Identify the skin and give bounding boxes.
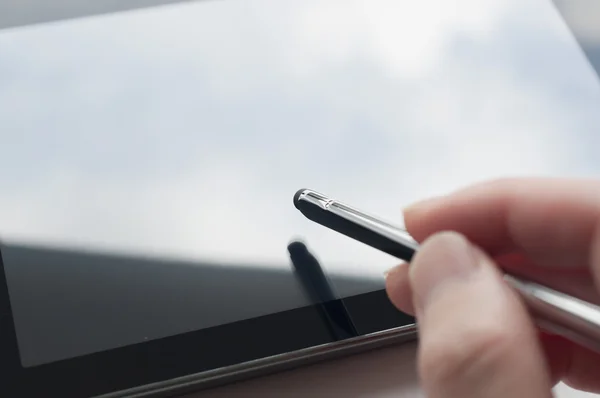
[384,178,600,397]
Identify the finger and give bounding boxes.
[404,177,600,267]
[541,332,600,393]
[403,178,600,286]
[411,232,552,398]
[563,343,600,392]
[386,259,600,392]
[539,331,574,387]
[494,252,599,304]
[384,263,415,315]
[383,258,598,318]
[385,237,600,392]
[385,241,599,315]
[384,254,597,315]
[385,237,598,316]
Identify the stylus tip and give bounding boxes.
[287,240,308,255]
[293,189,307,209]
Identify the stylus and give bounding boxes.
[293,188,600,352]
[288,241,359,340]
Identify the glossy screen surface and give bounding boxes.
[1,0,600,368]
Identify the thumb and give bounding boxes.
[410,232,553,398]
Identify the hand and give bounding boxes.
[385,178,600,398]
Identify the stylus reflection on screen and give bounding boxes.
[288,241,358,340]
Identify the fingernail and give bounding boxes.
[404,196,444,215]
[384,263,406,281]
[383,265,399,279]
[410,231,480,310]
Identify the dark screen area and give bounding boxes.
[1,242,386,367]
[0,242,413,398]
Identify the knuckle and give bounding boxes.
[418,325,517,388]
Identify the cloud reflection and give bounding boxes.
[0,0,599,277]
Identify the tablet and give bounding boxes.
[1,0,600,396]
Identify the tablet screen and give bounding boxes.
[1,0,600,373]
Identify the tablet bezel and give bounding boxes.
[0,248,415,398]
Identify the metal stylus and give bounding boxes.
[293,188,600,352]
